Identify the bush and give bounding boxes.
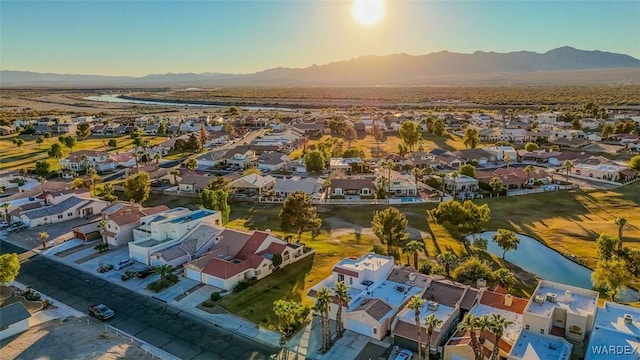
[166,273,178,282]
[245,277,258,286]
[210,292,221,302]
[233,281,248,293]
[202,300,214,307]
[419,262,433,275]
[94,243,108,253]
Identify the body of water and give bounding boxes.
[84,94,295,112]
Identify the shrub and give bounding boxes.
[246,277,258,286]
[166,273,178,282]
[202,300,214,307]
[419,261,433,275]
[210,292,221,302]
[233,281,248,293]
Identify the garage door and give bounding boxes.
[347,319,371,337]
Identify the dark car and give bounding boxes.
[135,267,154,279]
[88,304,115,321]
[96,264,114,273]
[121,270,136,281]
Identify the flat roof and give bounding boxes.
[350,280,422,312]
[526,284,597,318]
[470,303,523,344]
[585,302,640,360]
[509,330,571,360]
[397,298,455,330]
[167,209,216,224]
[336,253,392,273]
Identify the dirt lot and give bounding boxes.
[0,317,155,360]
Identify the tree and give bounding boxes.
[271,254,283,268]
[124,172,151,204]
[371,123,384,155]
[63,135,77,152]
[87,167,99,196]
[524,165,534,187]
[459,164,476,178]
[399,121,421,151]
[0,253,20,285]
[458,314,482,360]
[333,281,351,338]
[199,124,208,148]
[432,118,446,136]
[492,229,520,259]
[100,182,118,203]
[34,160,51,178]
[432,200,490,236]
[154,264,173,282]
[279,191,322,243]
[200,189,231,224]
[424,313,443,357]
[304,150,325,173]
[601,124,614,139]
[97,219,108,244]
[452,257,493,284]
[344,126,357,148]
[48,143,64,159]
[207,176,231,192]
[492,268,516,289]
[407,295,426,360]
[463,127,480,149]
[242,167,261,176]
[489,177,504,197]
[186,158,198,171]
[371,207,408,257]
[12,138,25,147]
[630,155,640,171]
[39,231,50,249]
[0,203,11,226]
[595,233,619,261]
[71,178,86,189]
[403,240,424,270]
[38,176,47,195]
[314,287,332,354]
[436,251,457,277]
[381,159,395,196]
[158,122,167,136]
[592,259,631,301]
[524,142,539,152]
[562,160,574,181]
[615,217,627,251]
[273,299,310,336]
[503,154,512,168]
[343,148,365,159]
[35,136,44,148]
[76,122,91,139]
[488,314,514,360]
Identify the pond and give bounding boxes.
[470,231,638,301]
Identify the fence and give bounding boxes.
[103,324,181,360]
[257,197,442,205]
[507,184,578,197]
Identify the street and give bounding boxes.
[0,240,278,360]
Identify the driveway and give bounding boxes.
[7,217,99,249]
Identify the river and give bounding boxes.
[84,94,296,112]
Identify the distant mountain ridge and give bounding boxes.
[2,47,639,87]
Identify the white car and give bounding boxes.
[395,349,414,360]
[113,259,134,271]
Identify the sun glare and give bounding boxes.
[351,0,385,27]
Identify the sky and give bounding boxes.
[1,1,639,76]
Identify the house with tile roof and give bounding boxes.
[221,146,257,169]
[256,152,289,172]
[59,150,117,172]
[184,229,305,290]
[444,289,529,360]
[230,173,276,195]
[19,196,108,228]
[330,178,375,198]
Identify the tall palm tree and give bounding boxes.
[503,154,512,168]
[87,167,98,196]
[97,219,108,244]
[0,203,11,225]
[314,286,332,354]
[39,231,49,249]
[436,251,457,277]
[382,160,396,197]
[488,314,514,360]
[186,158,198,171]
[154,264,173,282]
[154,153,161,165]
[81,154,88,172]
[333,281,351,338]
[562,160,574,182]
[450,171,459,199]
[476,315,491,347]
[38,176,47,196]
[424,313,443,357]
[489,177,504,198]
[407,295,426,360]
[403,240,424,270]
[170,169,180,185]
[458,314,482,360]
[524,165,534,188]
[615,217,627,251]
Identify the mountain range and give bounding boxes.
[2,47,639,87]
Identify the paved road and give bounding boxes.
[1,240,278,360]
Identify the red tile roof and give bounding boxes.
[202,257,250,279]
[235,231,270,260]
[142,205,170,216]
[479,290,529,314]
[333,267,360,278]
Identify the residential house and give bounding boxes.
[184,229,305,290]
[392,279,479,355]
[444,174,479,198]
[51,122,77,135]
[330,178,375,198]
[380,170,417,197]
[178,174,213,193]
[406,152,439,169]
[59,150,117,172]
[584,302,640,360]
[100,204,169,246]
[109,153,137,168]
[444,288,529,360]
[508,331,572,360]
[273,177,325,199]
[0,125,17,135]
[329,157,363,174]
[222,146,257,169]
[455,149,495,166]
[580,118,600,130]
[128,208,222,265]
[230,173,276,195]
[536,113,559,125]
[20,196,108,228]
[256,152,289,172]
[195,150,226,169]
[572,156,629,182]
[476,167,551,189]
[435,152,465,169]
[0,303,31,341]
[483,146,518,162]
[519,150,564,166]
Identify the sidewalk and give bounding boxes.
[9,280,87,327]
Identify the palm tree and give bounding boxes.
[38,176,47,196]
[436,251,457,277]
[458,314,482,360]
[170,169,180,185]
[403,240,424,270]
[87,167,98,196]
[450,171,459,199]
[1,203,11,225]
[424,313,443,357]
[154,264,173,282]
[615,217,627,251]
[503,154,512,168]
[154,153,161,165]
[407,295,426,360]
[476,315,491,347]
[97,219,108,244]
[314,286,332,354]
[333,281,351,338]
[489,177,504,198]
[81,154,89,172]
[524,165,534,188]
[488,314,514,360]
[39,231,49,249]
[186,158,198,171]
[382,160,395,197]
[562,160,574,182]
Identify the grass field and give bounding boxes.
[0,134,167,172]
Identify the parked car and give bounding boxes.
[121,270,136,281]
[96,264,114,273]
[7,223,26,232]
[394,349,414,360]
[0,221,9,229]
[135,267,154,279]
[113,259,134,271]
[88,304,115,321]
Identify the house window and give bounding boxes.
[283,251,290,262]
[525,325,529,330]
[540,329,544,334]
[58,215,63,219]
[338,274,344,282]
[255,270,261,276]
[67,212,73,216]
[568,325,582,335]
[373,328,377,335]
[349,278,353,285]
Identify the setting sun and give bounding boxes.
[351,0,385,26]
